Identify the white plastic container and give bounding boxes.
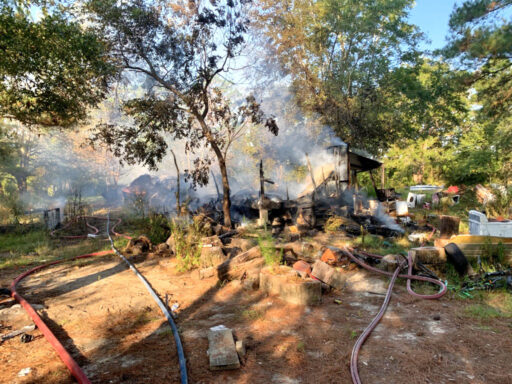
[469,210,512,238]
[407,193,427,208]
[407,192,417,208]
[396,201,408,216]
[368,199,379,215]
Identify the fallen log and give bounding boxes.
[217,258,265,281]
[216,246,263,281]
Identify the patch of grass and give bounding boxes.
[237,308,265,321]
[350,330,358,339]
[296,340,305,353]
[132,308,160,327]
[463,291,512,320]
[257,232,282,267]
[0,234,111,270]
[464,304,510,320]
[0,229,49,255]
[349,234,409,256]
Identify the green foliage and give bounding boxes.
[257,232,282,267]
[445,0,512,66]
[349,234,410,256]
[0,175,24,223]
[481,238,507,268]
[486,187,512,218]
[257,0,468,152]
[324,216,345,233]
[171,219,204,272]
[0,2,118,127]
[147,213,171,245]
[126,192,148,219]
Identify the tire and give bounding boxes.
[444,243,469,275]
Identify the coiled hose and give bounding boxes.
[11,215,188,384]
[342,247,447,384]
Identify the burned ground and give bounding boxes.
[1,239,511,384]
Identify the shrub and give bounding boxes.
[171,218,204,272]
[147,213,171,244]
[257,232,282,267]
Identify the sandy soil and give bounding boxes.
[1,250,512,384]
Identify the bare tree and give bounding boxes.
[87,0,277,227]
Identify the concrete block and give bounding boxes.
[311,260,347,290]
[208,327,240,370]
[199,267,216,280]
[377,254,401,272]
[235,340,246,358]
[200,246,228,267]
[260,266,322,305]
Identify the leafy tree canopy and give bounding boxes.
[85,0,278,227]
[256,0,426,152]
[0,0,118,127]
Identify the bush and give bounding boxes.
[171,218,205,272]
[325,216,344,232]
[147,213,171,244]
[257,232,282,267]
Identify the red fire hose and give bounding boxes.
[11,216,129,383]
[11,216,188,384]
[10,250,114,384]
[343,247,447,384]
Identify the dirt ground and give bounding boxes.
[1,246,512,384]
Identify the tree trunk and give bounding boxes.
[170,149,180,215]
[198,118,232,227]
[15,174,27,193]
[218,156,232,228]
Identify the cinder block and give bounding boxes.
[260,266,322,305]
[208,328,240,370]
[311,260,347,290]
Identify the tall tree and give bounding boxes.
[444,0,512,185]
[0,1,118,127]
[255,0,421,152]
[87,0,277,227]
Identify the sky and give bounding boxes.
[409,0,460,51]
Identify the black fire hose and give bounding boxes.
[107,214,188,384]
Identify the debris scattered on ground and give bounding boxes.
[0,324,35,343]
[20,333,33,343]
[17,368,31,377]
[124,235,152,255]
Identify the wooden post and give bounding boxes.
[259,159,265,198]
[346,143,351,188]
[305,153,317,201]
[380,165,385,188]
[369,169,378,194]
